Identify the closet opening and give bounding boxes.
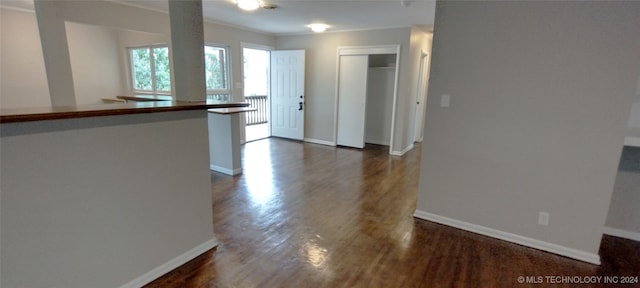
[365,54,396,146]
[334,45,400,154]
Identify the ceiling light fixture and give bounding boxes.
[308,23,329,33]
[237,0,260,11]
[261,3,278,10]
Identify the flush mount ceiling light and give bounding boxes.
[237,0,278,11]
[237,0,260,11]
[308,23,329,33]
[261,3,278,10]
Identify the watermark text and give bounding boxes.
[517,275,639,285]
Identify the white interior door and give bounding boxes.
[413,52,429,142]
[336,55,369,148]
[270,50,305,140]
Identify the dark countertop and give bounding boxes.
[208,107,257,114]
[116,95,173,102]
[1,100,250,123]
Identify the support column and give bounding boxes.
[33,0,76,106]
[168,0,206,102]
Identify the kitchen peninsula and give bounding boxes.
[0,101,246,287]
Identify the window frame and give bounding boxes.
[204,44,232,102]
[127,44,172,95]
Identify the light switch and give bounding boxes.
[440,94,450,107]
[538,212,550,226]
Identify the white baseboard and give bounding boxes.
[603,226,640,242]
[304,138,336,146]
[210,164,242,176]
[119,238,218,288]
[413,210,601,265]
[390,143,414,156]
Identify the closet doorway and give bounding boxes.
[334,45,400,154]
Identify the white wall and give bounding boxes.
[276,28,415,152]
[52,1,171,36]
[117,29,170,48]
[33,0,77,106]
[0,8,51,109]
[628,75,640,129]
[365,68,395,145]
[66,22,126,105]
[1,111,215,288]
[416,1,640,264]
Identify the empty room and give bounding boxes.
[1,0,639,287]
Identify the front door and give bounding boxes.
[270,50,305,140]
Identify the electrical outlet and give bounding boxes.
[440,94,450,107]
[538,212,550,226]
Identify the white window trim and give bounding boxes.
[127,44,172,95]
[204,43,231,99]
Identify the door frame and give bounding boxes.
[413,49,430,142]
[333,45,401,154]
[240,42,274,144]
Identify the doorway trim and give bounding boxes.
[240,42,274,144]
[333,45,401,154]
[413,49,430,142]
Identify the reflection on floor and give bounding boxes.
[146,138,640,287]
[245,123,269,142]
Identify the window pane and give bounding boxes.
[153,47,171,92]
[131,48,152,91]
[205,46,227,90]
[242,48,269,96]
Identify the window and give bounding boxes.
[128,45,230,99]
[129,45,171,94]
[205,45,230,102]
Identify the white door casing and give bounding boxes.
[270,50,305,140]
[334,45,400,153]
[413,51,429,142]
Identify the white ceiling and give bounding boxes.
[120,0,436,35]
[0,0,436,35]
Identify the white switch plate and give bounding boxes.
[440,94,450,107]
[538,212,550,226]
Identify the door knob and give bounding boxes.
[298,102,303,111]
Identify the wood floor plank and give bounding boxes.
[145,138,640,288]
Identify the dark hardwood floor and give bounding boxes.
[145,138,639,287]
